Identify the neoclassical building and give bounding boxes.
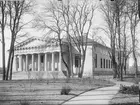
[13,36,114,78]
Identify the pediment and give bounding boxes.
[21,39,47,48]
[15,37,59,49]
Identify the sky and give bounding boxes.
[0,0,139,67]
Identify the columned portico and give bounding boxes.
[13,37,69,79]
[15,52,62,72]
[38,53,41,71]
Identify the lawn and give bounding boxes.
[110,93,138,105]
[110,75,140,105]
[0,78,114,105]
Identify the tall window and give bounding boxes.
[100,58,102,68]
[95,54,97,68]
[75,56,81,67]
[104,59,105,68]
[106,60,108,68]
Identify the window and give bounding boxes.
[75,56,80,67]
[100,58,102,68]
[104,59,105,68]
[95,54,97,68]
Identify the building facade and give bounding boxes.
[13,36,113,78]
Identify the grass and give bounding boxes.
[110,75,140,105]
[0,78,114,105]
[110,93,139,105]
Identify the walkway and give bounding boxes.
[62,78,134,105]
[63,85,120,105]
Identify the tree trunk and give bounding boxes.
[6,48,12,80]
[6,37,15,80]
[2,30,6,80]
[78,52,86,78]
[58,35,70,78]
[124,58,127,75]
[9,51,14,80]
[68,42,73,77]
[1,1,6,80]
[92,43,95,78]
[133,50,138,78]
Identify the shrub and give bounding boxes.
[61,85,71,95]
[119,85,139,95]
[35,71,44,80]
[65,77,70,83]
[20,100,30,105]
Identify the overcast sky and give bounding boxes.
[0,0,139,67]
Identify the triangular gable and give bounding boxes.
[15,37,49,49]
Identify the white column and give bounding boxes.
[26,55,28,71]
[19,55,23,71]
[59,52,62,71]
[32,54,34,71]
[38,53,41,71]
[44,53,47,71]
[52,52,54,71]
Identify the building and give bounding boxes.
[13,36,113,78]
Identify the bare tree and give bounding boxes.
[0,1,7,80]
[6,0,34,80]
[125,0,140,77]
[33,0,72,77]
[70,0,96,78]
[100,0,132,80]
[61,0,73,77]
[100,0,118,78]
[121,11,133,75]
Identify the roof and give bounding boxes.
[62,36,111,50]
[14,36,111,50]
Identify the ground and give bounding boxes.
[110,93,138,105]
[0,78,114,105]
[109,75,140,105]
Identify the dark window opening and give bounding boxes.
[106,60,108,68]
[101,58,102,68]
[104,59,105,68]
[41,55,44,63]
[95,54,97,68]
[75,56,81,67]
